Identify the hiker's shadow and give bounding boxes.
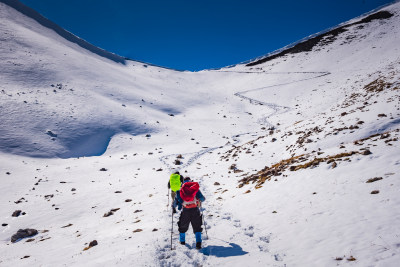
[201,242,248,257]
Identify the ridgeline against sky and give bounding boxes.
[19,0,394,71]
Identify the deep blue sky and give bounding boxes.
[19,0,394,71]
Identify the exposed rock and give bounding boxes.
[214,182,220,185]
[133,229,143,233]
[104,208,120,217]
[152,228,158,232]
[371,190,380,194]
[103,211,113,217]
[14,198,25,204]
[12,210,22,217]
[11,229,38,243]
[347,256,357,261]
[125,199,132,202]
[83,240,98,251]
[2,223,8,227]
[229,164,237,170]
[366,177,383,183]
[99,168,108,171]
[362,150,372,155]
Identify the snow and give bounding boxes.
[1,0,400,266]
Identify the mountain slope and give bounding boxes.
[0,0,399,266]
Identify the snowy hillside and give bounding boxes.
[1,0,400,266]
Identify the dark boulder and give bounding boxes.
[12,210,22,217]
[11,229,38,243]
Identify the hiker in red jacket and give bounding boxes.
[174,177,206,249]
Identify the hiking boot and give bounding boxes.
[180,241,185,245]
[172,207,177,214]
[196,242,202,249]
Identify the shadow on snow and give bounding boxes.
[201,243,248,258]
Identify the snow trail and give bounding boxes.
[156,71,331,265]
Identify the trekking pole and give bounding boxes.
[170,209,174,250]
[167,188,170,209]
[200,202,208,239]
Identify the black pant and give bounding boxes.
[177,207,203,233]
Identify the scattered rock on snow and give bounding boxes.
[366,177,383,183]
[99,168,108,171]
[14,198,25,204]
[370,190,380,194]
[214,182,220,185]
[83,240,98,251]
[362,150,372,155]
[133,229,142,233]
[347,256,357,261]
[104,208,120,217]
[12,210,22,217]
[11,229,38,243]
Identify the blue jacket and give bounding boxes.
[174,189,205,210]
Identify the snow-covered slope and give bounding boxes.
[1,0,399,266]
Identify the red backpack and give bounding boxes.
[180,182,200,209]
